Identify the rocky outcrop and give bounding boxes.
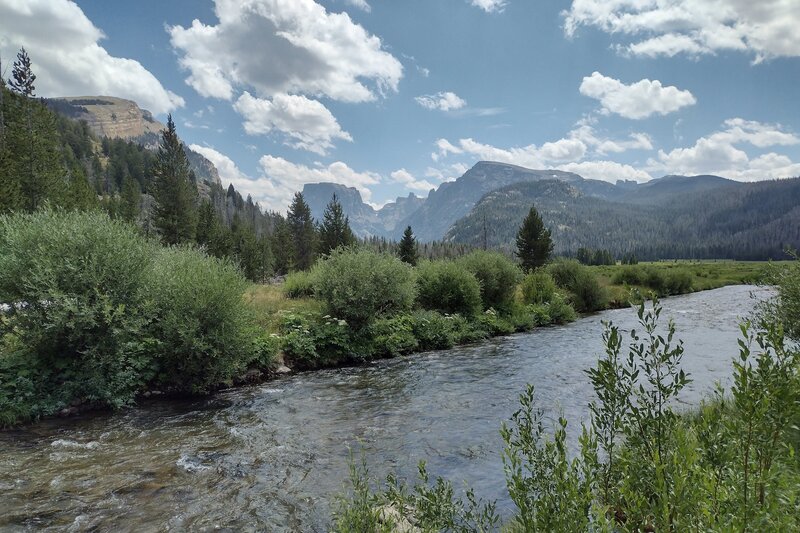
[48,96,164,142]
[47,96,222,193]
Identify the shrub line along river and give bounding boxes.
[0,285,769,532]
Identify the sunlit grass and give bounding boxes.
[244,284,323,332]
[592,260,775,308]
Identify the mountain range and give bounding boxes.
[45,95,800,260]
[305,161,800,260]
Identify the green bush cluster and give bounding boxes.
[315,247,416,329]
[416,260,482,316]
[283,269,319,299]
[142,247,255,393]
[520,270,557,305]
[274,250,582,370]
[280,312,356,369]
[612,264,695,295]
[548,259,607,312]
[457,251,522,312]
[0,210,265,425]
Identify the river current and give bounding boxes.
[0,285,769,532]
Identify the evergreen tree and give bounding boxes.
[5,49,63,211]
[152,115,197,245]
[286,192,317,271]
[398,226,419,266]
[8,47,35,96]
[119,175,141,222]
[516,206,553,272]
[196,199,218,247]
[318,193,356,255]
[271,217,293,275]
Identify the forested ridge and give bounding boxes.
[446,177,800,260]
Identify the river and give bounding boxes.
[0,285,769,532]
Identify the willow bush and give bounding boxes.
[333,297,800,531]
[314,247,416,329]
[142,246,256,393]
[0,210,156,422]
[0,210,262,424]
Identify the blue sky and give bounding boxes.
[1,0,799,211]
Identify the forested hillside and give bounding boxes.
[0,60,282,280]
[445,177,800,260]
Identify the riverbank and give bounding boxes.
[245,259,770,372]
[333,284,799,531]
[0,285,775,531]
[0,221,773,428]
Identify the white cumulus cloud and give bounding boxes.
[470,0,507,13]
[390,169,436,192]
[579,72,696,119]
[233,92,352,155]
[168,0,402,102]
[563,0,800,62]
[557,160,651,183]
[344,0,371,12]
[0,0,183,114]
[650,118,800,180]
[259,155,381,211]
[187,146,384,212]
[415,92,468,112]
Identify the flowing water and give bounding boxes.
[0,286,769,532]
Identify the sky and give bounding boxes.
[1,0,799,212]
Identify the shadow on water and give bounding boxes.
[0,285,771,532]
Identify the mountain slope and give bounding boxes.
[46,96,222,193]
[302,182,423,237]
[446,177,800,260]
[394,161,598,241]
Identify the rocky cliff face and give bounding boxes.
[47,96,222,192]
[48,96,164,142]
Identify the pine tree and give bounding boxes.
[398,225,419,266]
[152,115,197,245]
[271,217,293,275]
[516,206,553,272]
[119,175,141,222]
[318,193,356,255]
[5,49,63,211]
[8,47,35,96]
[286,192,317,271]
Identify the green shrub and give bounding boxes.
[613,265,693,296]
[643,267,667,294]
[521,271,557,305]
[370,315,419,358]
[279,312,358,369]
[0,210,156,421]
[315,248,416,329]
[528,304,552,327]
[416,260,482,316]
[458,251,522,312]
[612,265,645,286]
[410,311,456,351]
[283,269,318,299]
[546,294,578,324]
[251,333,281,369]
[664,268,693,295]
[449,314,489,344]
[280,313,319,367]
[763,255,800,339]
[548,259,607,312]
[476,309,516,336]
[142,247,255,393]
